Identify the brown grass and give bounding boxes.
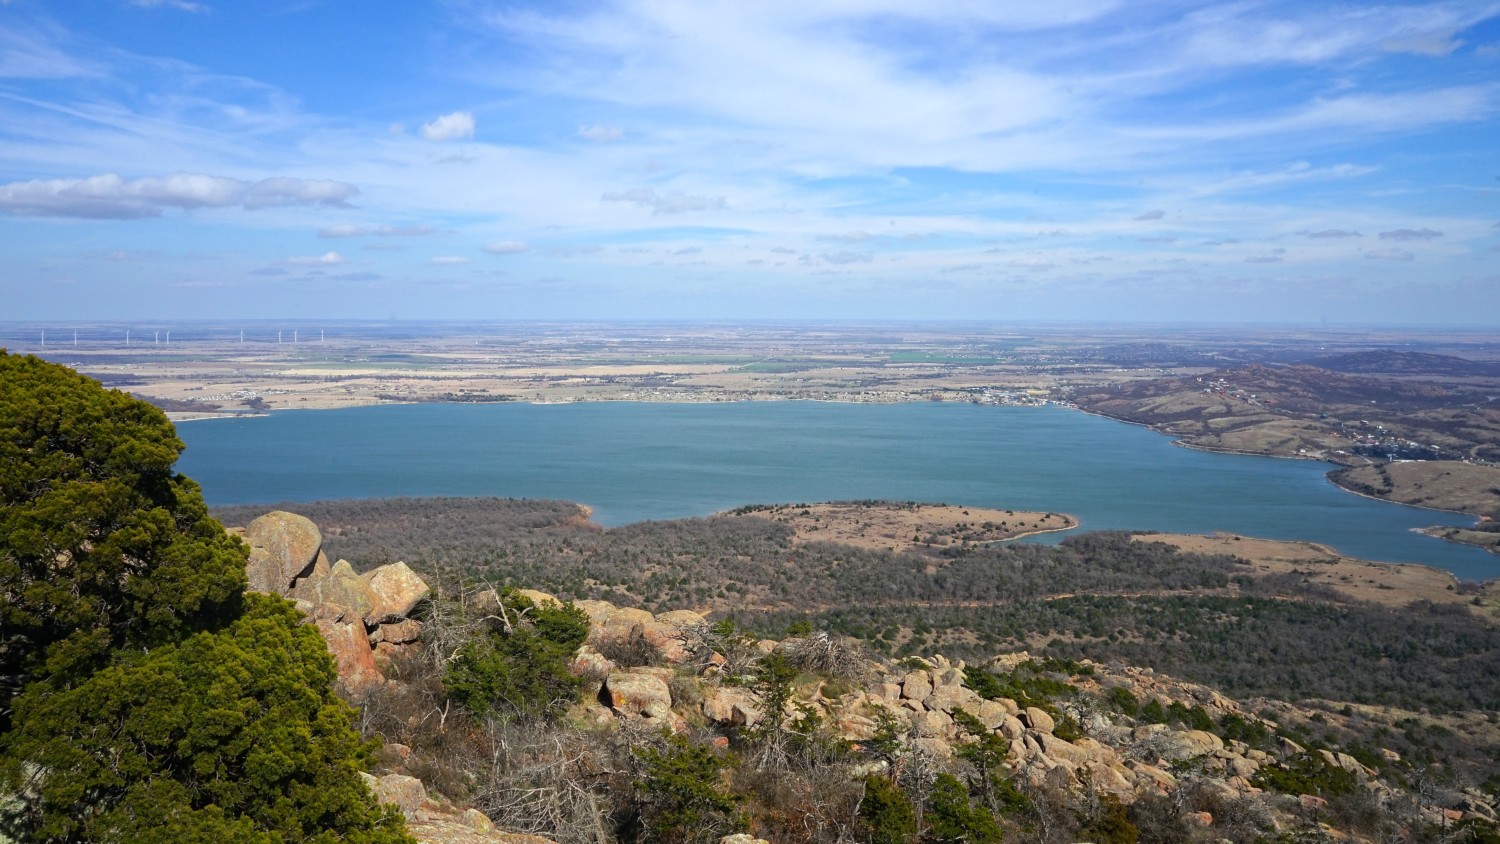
[738,501,1076,553]
[1136,532,1469,610]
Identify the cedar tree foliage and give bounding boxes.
[0,352,411,843]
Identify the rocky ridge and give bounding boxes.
[242,512,1499,843]
[239,512,546,843]
[558,595,1497,836]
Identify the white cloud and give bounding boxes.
[1382,30,1464,57]
[131,0,208,11]
[1134,209,1165,220]
[0,26,98,79]
[242,177,358,209]
[318,223,366,238]
[578,123,625,142]
[0,172,356,219]
[318,223,434,238]
[286,251,347,266]
[602,187,728,214]
[1300,229,1362,238]
[823,230,874,242]
[818,250,872,264]
[430,256,470,265]
[483,240,530,254]
[421,111,476,142]
[375,225,434,237]
[1378,227,1443,241]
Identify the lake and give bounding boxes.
[176,401,1499,580]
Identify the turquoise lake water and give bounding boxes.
[175,401,1499,581]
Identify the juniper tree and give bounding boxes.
[0,352,411,842]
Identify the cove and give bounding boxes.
[176,401,1499,581]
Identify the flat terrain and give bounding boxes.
[1136,532,1477,609]
[1329,461,1500,515]
[732,502,1076,553]
[11,320,1500,523]
[1072,359,1500,463]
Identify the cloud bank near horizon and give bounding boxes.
[1,1,1498,323]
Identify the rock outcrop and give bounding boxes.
[230,516,1499,844]
[238,510,430,702]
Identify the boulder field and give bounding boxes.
[235,512,1500,843]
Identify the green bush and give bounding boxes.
[1106,686,1140,716]
[0,352,410,843]
[923,773,1002,844]
[442,589,590,721]
[5,596,410,842]
[634,734,743,843]
[1251,753,1360,797]
[858,775,917,844]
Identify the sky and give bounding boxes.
[1,1,1498,324]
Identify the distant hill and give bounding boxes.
[1301,349,1500,377]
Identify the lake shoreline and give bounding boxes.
[176,400,1499,578]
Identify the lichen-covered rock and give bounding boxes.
[914,709,951,738]
[515,588,561,608]
[460,809,494,832]
[372,773,427,820]
[1022,706,1055,734]
[243,511,322,595]
[1160,729,1224,760]
[1087,763,1135,798]
[702,686,763,728]
[362,561,431,623]
[600,671,673,720]
[374,618,424,645]
[296,559,376,620]
[901,670,933,701]
[999,714,1025,740]
[972,699,1011,730]
[571,646,616,679]
[924,683,983,714]
[316,615,385,702]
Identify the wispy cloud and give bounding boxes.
[286,251,347,266]
[0,173,356,219]
[1378,227,1443,241]
[578,123,624,142]
[421,111,475,142]
[1300,229,1362,238]
[130,0,208,11]
[602,187,728,214]
[483,240,530,254]
[318,224,434,238]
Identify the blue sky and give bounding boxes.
[1,0,1498,323]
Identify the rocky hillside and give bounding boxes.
[246,511,1500,844]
